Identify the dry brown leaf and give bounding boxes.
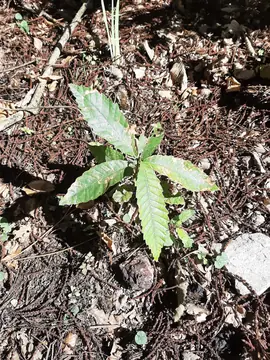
[62,332,77,355]
[170,59,188,94]
[98,231,114,252]
[39,74,63,81]
[2,244,22,268]
[47,80,58,92]
[23,179,55,195]
[77,200,95,209]
[226,76,241,93]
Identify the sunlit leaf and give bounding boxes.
[144,155,218,192]
[70,85,135,156]
[165,195,185,205]
[214,252,228,269]
[60,160,128,205]
[141,133,163,160]
[176,228,193,248]
[171,209,195,227]
[136,162,170,260]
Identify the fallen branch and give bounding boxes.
[0,0,91,132]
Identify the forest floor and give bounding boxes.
[0,0,269,359]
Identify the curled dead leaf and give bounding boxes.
[23,179,55,195]
[62,332,77,355]
[226,76,241,93]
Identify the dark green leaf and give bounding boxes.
[89,143,124,163]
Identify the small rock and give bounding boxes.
[186,303,210,323]
[199,158,211,170]
[254,144,266,154]
[109,65,123,80]
[225,233,270,295]
[234,68,256,81]
[158,90,172,99]
[252,211,265,227]
[133,67,146,79]
[199,87,212,98]
[119,253,154,291]
[182,351,200,360]
[265,179,270,190]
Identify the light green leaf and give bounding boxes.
[19,20,30,34]
[60,160,128,205]
[145,155,218,192]
[214,252,228,269]
[0,217,12,234]
[151,122,163,135]
[137,135,148,154]
[89,143,124,163]
[176,228,194,248]
[163,235,174,247]
[171,209,195,227]
[136,162,170,260]
[165,195,185,205]
[70,85,135,156]
[112,188,132,204]
[15,13,23,20]
[135,331,147,345]
[0,272,5,281]
[141,133,163,160]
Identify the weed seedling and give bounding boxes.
[60,85,218,260]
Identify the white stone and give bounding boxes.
[133,67,145,79]
[225,233,270,295]
[183,352,200,360]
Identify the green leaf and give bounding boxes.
[70,85,135,156]
[89,143,124,163]
[171,209,195,227]
[145,155,218,192]
[141,133,163,160]
[135,331,147,345]
[165,195,185,205]
[214,252,228,269]
[112,188,132,204]
[197,245,208,264]
[136,162,170,260]
[151,122,163,135]
[137,135,148,154]
[0,272,5,281]
[163,235,174,247]
[19,20,30,34]
[0,217,12,234]
[20,126,35,135]
[60,160,128,205]
[15,13,23,20]
[176,228,194,248]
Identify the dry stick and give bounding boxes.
[1,60,36,73]
[0,0,91,132]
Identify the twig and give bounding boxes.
[0,0,91,132]
[0,60,36,73]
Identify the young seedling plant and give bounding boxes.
[60,85,218,260]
